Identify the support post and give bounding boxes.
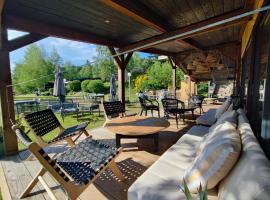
[108,47,133,109]
[169,57,177,98]
[0,25,18,155]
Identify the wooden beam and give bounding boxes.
[108,46,122,67]
[109,47,133,107]
[8,33,47,52]
[119,8,250,53]
[102,0,204,51]
[4,14,124,47]
[0,24,18,155]
[241,0,264,57]
[142,48,175,56]
[169,57,177,97]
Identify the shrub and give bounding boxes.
[88,80,105,93]
[134,74,148,92]
[81,80,90,92]
[48,88,54,95]
[103,82,110,94]
[68,80,81,92]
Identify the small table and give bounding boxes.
[105,116,170,151]
[178,106,197,121]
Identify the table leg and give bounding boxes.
[154,133,159,152]
[116,134,121,148]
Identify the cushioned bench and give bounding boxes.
[128,109,270,200]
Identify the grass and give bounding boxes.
[16,100,141,150]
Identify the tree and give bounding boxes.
[48,47,62,66]
[197,82,208,96]
[79,60,93,79]
[134,74,148,92]
[12,44,55,94]
[63,61,81,80]
[67,80,81,92]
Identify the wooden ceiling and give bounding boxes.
[3,0,255,81]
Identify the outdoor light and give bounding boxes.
[105,20,110,23]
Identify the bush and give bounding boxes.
[81,80,90,92]
[103,82,110,94]
[41,91,50,96]
[48,88,54,95]
[88,80,105,93]
[68,80,81,92]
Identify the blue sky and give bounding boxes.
[8,30,151,71]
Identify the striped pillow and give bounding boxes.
[183,123,241,193]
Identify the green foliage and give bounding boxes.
[146,60,183,90]
[100,60,117,82]
[134,74,148,92]
[68,80,81,92]
[103,82,111,93]
[81,80,90,92]
[197,82,208,97]
[87,80,105,93]
[180,180,208,200]
[63,61,81,80]
[12,44,55,94]
[79,60,93,79]
[48,88,54,95]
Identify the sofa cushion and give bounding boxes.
[215,98,231,119]
[209,110,238,132]
[218,110,270,200]
[183,122,241,192]
[196,109,217,126]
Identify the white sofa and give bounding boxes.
[196,98,231,126]
[128,109,270,200]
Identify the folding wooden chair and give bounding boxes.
[23,109,89,147]
[13,126,125,200]
[102,101,126,126]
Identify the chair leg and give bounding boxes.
[145,109,147,116]
[140,109,143,116]
[38,176,57,200]
[83,130,89,137]
[109,160,125,181]
[176,113,178,128]
[65,137,75,147]
[20,168,47,198]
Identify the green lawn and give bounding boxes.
[16,99,141,150]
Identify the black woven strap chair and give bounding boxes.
[190,95,204,114]
[138,97,160,117]
[12,126,124,200]
[23,109,89,147]
[161,98,184,128]
[102,101,125,122]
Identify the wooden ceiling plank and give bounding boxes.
[8,33,47,52]
[102,0,204,51]
[4,14,125,47]
[118,8,250,53]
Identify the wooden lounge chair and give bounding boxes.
[102,101,126,126]
[23,109,89,147]
[12,126,124,200]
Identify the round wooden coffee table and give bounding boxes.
[105,116,170,151]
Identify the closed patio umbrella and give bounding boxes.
[110,74,116,101]
[53,65,66,103]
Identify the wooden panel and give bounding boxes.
[5,0,160,43]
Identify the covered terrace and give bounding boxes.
[0,0,270,199]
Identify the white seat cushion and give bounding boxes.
[215,98,231,119]
[196,109,217,126]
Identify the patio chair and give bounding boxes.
[12,126,124,200]
[23,109,89,147]
[47,100,79,121]
[189,95,204,114]
[138,97,160,117]
[161,98,184,128]
[102,101,126,125]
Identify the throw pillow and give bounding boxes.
[183,123,241,192]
